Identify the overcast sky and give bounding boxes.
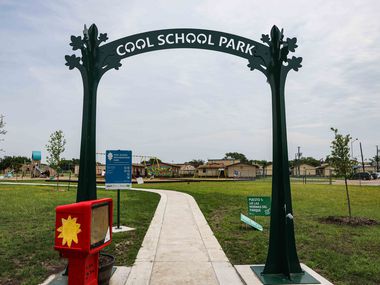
[1,0,379,164]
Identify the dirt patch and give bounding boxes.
[320,216,379,226]
[0,278,21,285]
[41,260,67,275]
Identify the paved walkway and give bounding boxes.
[126,188,243,285]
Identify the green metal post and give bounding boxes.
[65,25,107,202]
[77,73,99,202]
[264,66,302,276]
[248,26,304,278]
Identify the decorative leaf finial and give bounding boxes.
[65,54,81,70]
[65,24,122,77]
[252,26,303,76]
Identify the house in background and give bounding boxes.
[316,164,335,176]
[225,163,258,178]
[146,162,180,177]
[197,163,225,177]
[96,163,105,176]
[197,159,239,178]
[196,159,258,179]
[291,164,316,176]
[132,163,146,177]
[264,163,273,176]
[178,164,196,177]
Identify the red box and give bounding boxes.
[54,198,113,285]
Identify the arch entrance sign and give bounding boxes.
[65,24,318,284]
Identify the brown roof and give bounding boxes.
[180,164,196,170]
[316,164,334,169]
[133,163,145,168]
[225,162,259,168]
[197,163,224,169]
[159,162,181,168]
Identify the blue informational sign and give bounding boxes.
[105,150,132,190]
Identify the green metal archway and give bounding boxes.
[65,24,313,283]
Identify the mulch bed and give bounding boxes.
[319,216,379,226]
[99,253,114,268]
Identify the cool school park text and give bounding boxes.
[115,31,258,57]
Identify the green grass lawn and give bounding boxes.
[138,181,380,285]
[0,184,160,285]
[1,181,379,285]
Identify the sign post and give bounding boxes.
[105,150,132,230]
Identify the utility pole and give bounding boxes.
[376,145,379,172]
[0,114,6,153]
[351,138,358,160]
[360,142,365,172]
[296,146,302,176]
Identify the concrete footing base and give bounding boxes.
[40,266,131,285]
[112,225,136,233]
[234,263,334,285]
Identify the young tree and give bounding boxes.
[0,115,6,152]
[46,130,66,176]
[329,128,355,218]
[224,152,249,164]
[186,159,205,168]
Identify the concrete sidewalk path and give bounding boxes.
[127,188,243,285]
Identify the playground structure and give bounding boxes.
[31,151,42,178]
[29,151,53,178]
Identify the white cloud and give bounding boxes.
[1,0,379,163]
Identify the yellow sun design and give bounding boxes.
[57,215,82,247]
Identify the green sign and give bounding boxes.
[248,196,271,216]
[240,213,263,231]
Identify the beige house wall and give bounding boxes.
[322,167,335,176]
[226,164,257,178]
[132,166,146,177]
[96,165,105,176]
[179,165,196,176]
[74,165,79,176]
[292,164,316,176]
[197,168,219,177]
[265,165,273,176]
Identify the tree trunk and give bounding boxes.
[56,171,59,192]
[344,176,352,219]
